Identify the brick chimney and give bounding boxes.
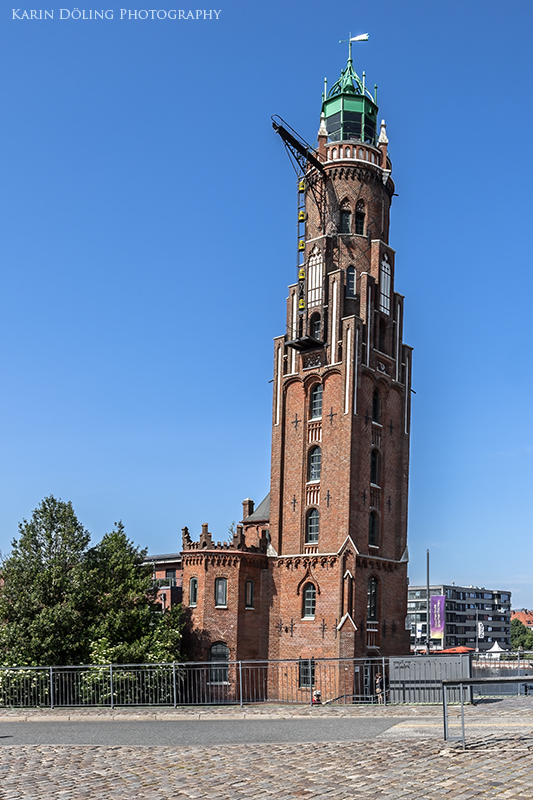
[242,498,254,519]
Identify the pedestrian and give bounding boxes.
[375,672,384,703]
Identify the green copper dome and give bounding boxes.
[321,54,378,145]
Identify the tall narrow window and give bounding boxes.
[369,511,379,546]
[166,569,176,586]
[215,577,228,607]
[303,583,316,618]
[310,384,323,419]
[370,450,380,486]
[306,509,319,543]
[245,580,254,609]
[299,658,316,687]
[189,577,198,607]
[367,577,378,621]
[379,254,391,314]
[346,266,356,298]
[308,446,321,482]
[340,209,352,233]
[372,389,380,423]
[310,313,321,341]
[307,247,323,308]
[209,642,229,683]
[355,200,365,235]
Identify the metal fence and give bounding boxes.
[0,655,478,708]
[388,655,471,703]
[471,651,533,697]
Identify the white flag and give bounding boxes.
[351,34,369,42]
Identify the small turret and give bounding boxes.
[317,112,328,159]
[378,119,389,167]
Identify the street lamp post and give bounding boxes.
[426,549,430,655]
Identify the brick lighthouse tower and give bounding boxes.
[266,44,412,660]
[180,46,412,665]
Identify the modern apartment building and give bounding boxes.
[407,584,511,652]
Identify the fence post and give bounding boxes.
[49,666,54,709]
[110,664,114,709]
[442,683,448,741]
[517,651,521,696]
[173,662,177,708]
[382,657,387,706]
[239,662,243,708]
[309,659,313,706]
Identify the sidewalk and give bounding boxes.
[1,694,533,721]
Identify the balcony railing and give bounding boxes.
[154,578,177,588]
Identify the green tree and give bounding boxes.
[0,495,90,666]
[0,499,183,666]
[83,522,183,663]
[511,618,533,650]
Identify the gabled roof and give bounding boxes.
[244,493,270,523]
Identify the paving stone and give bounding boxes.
[1,700,533,797]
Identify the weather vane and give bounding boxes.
[339,32,369,61]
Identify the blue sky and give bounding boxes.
[1,0,532,605]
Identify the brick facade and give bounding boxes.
[177,60,412,664]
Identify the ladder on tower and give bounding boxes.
[297,177,306,324]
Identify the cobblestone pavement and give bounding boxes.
[1,700,533,799]
[1,735,533,799]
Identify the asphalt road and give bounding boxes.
[0,717,402,746]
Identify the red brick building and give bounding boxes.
[153,50,412,666]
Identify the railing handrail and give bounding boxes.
[0,655,412,670]
[442,675,533,749]
[2,654,532,711]
[443,675,533,686]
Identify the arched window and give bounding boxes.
[209,642,229,683]
[310,384,323,419]
[306,509,319,544]
[370,450,380,486]
[215,577,228,607]
[310,313,321,341]
[372,389,380,423]
[245,580,254,608]
[346,266,356,298]
[379,254,391,315]
[367,577,378,621]
[189,577,198,607]
[308,446,322,482]
[340,201,351,234]
[355,200,365,235]
[369,511,379,546]
[303,583,316,618]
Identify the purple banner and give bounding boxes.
[430,595,445,640]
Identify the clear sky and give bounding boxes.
[0,0,532,606]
